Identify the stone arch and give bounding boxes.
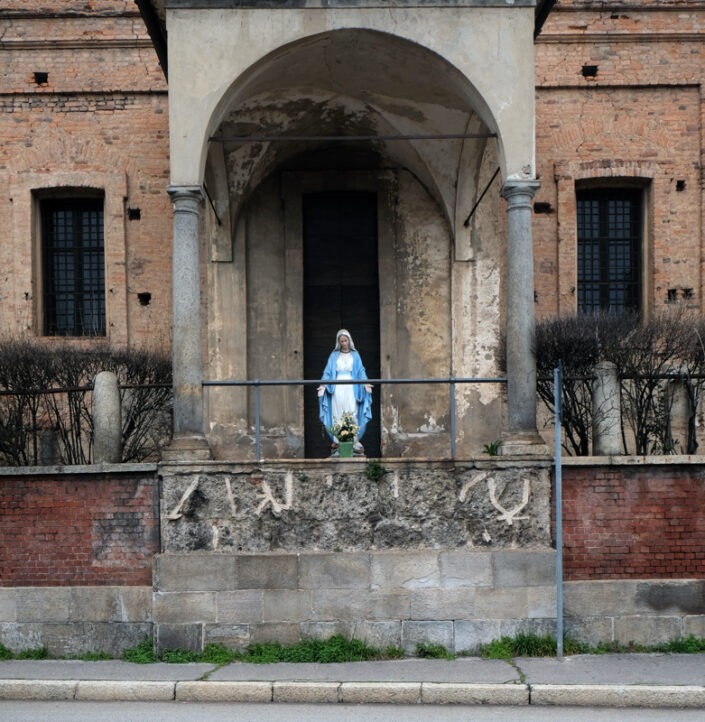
[197,28,508,238]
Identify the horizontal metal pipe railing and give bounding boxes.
[203,377,508,461]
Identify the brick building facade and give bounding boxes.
[0,1,170,350]
[534,0,705,319]
[1,0,704,657]
[3,2,704,352]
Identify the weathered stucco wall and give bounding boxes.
[204,165,476,459]
[166,6,537,184]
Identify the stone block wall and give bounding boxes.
[152,550,558,654]
[562,460,705,580]
[0,465,159,586]
[565,579,705,647]
[0,586,152,657]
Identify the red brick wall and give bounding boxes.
[562,464,705,580]
[0,471,159,586]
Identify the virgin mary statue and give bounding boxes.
[318,329,373,453]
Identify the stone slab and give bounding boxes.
[492,551,555,587]
[75,680,175,701]
[401,620,454,654]
[454,619,502,653]
[421,682,529,705]
[176,680,272,702]
[613,615,682,646]
[236,555,299,589]
[0,679,76,700]
[262,590,312,622]
[370,552,440,591]
[299,553,371,589]
[15,588,71,623]
[530,684,705,708]
[341,681,421,704]
[155,554,237,591]
[209,658,519,683]
[153,592,216,624]
[0,660,216,681]
[216,590,263,623]
[273,681,340,703]
[0,590,17,623]
[518,654,705,686]
[439,552,492,588]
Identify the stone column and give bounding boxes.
[500,179,546,455]
[93,371,122,463]
[592,361,621,456]
[163,185,211,459]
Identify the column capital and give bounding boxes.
[167,184,205,207]
[501,179,540,204]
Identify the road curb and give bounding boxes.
[1,678,704,707]
[76,680,175,702]
[530,683,705,708]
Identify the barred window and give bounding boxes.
[41,198,105,336]
[577,189,642,314]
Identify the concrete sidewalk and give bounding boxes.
[0,653,704,707]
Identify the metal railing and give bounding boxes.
[203,376,507,461]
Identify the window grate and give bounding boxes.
[42,198,105,336]
[577,189,641,314]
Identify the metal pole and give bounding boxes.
[554,362,564,659]
[254,381,261,462]
[449,377,456,460]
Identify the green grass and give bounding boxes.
[236,635,403,664]
[0,643,14,660]
[14,647,49,660]
[5,632,705,666]
[415,642,454,660]
[121,637,158,664]
[479,633,589,660]
[118,634,403,665]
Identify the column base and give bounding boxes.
[161,433,212,461]
[500,433,550,457]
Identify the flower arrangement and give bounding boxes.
[329,412,359,443]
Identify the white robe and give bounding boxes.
[331,351,357,425]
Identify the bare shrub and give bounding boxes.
[536,309,704,456]
[0,339,171,465]
[535,312,635,455]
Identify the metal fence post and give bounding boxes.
[254,381,261,462]
[554,362,564,659]
[449,376,456,460]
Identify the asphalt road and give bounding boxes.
[2,702,704,722]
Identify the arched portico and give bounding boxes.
[163,5,544,459]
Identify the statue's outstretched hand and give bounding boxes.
[364,384,372,394]
[317,385,325,397]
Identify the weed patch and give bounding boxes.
[479,634,588,660]
[15,647,49,660]
[415,642,454,660]
[121,637,157,664]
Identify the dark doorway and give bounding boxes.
[303,191,381,458]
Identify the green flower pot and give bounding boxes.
[338,441,354,458]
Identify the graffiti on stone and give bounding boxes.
[159,463,551,552]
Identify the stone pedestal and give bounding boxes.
[592,361,621,456]
[93,371,122,464]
